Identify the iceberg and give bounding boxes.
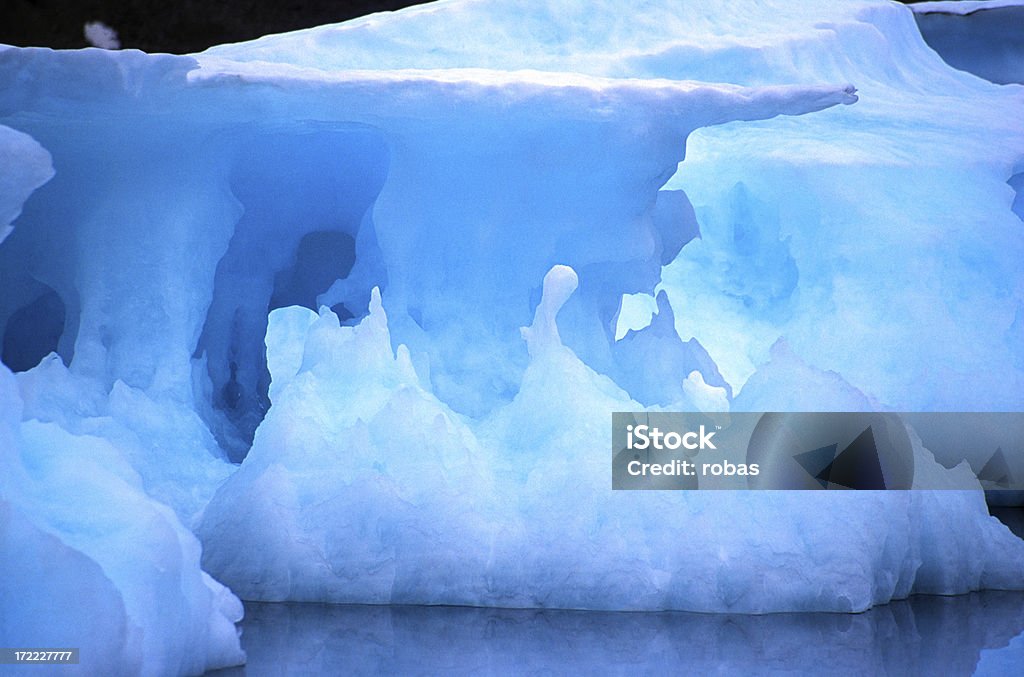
[1,0,1023,672]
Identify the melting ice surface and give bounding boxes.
[1,0,1024,674]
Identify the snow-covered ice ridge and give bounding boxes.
[1,0,1023,674]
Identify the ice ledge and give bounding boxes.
[0,45,858,143]
[191,56,858,122]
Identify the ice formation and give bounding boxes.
[0,364,244,676]
[199,272,1024,611]
[1,0,1023,673]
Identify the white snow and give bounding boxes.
[83,21,121,50]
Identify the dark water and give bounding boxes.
[992,507,1024,539]
[207,592,1024,675]
[913,4,1024,85]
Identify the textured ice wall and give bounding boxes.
[196,0,1024,610]
[0,114,244,675]
[1,123,243,673]
[0,42,855,452]
[205,0,1024,413]
[0,125,52,247]
[197,270,1024,612]
[0,364,244,676]
[642,1,1024,411]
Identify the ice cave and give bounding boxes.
[1,0,1023,674]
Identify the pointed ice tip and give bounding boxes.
[369,286,384,314]
[654,289,673,316]
[363,286,390,333]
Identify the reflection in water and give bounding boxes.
[209,592,1024,675]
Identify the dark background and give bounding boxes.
[0,1,429,53]
[1,0,925,54]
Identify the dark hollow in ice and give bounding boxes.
[1,286,66,373]
[195,126,389,461]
